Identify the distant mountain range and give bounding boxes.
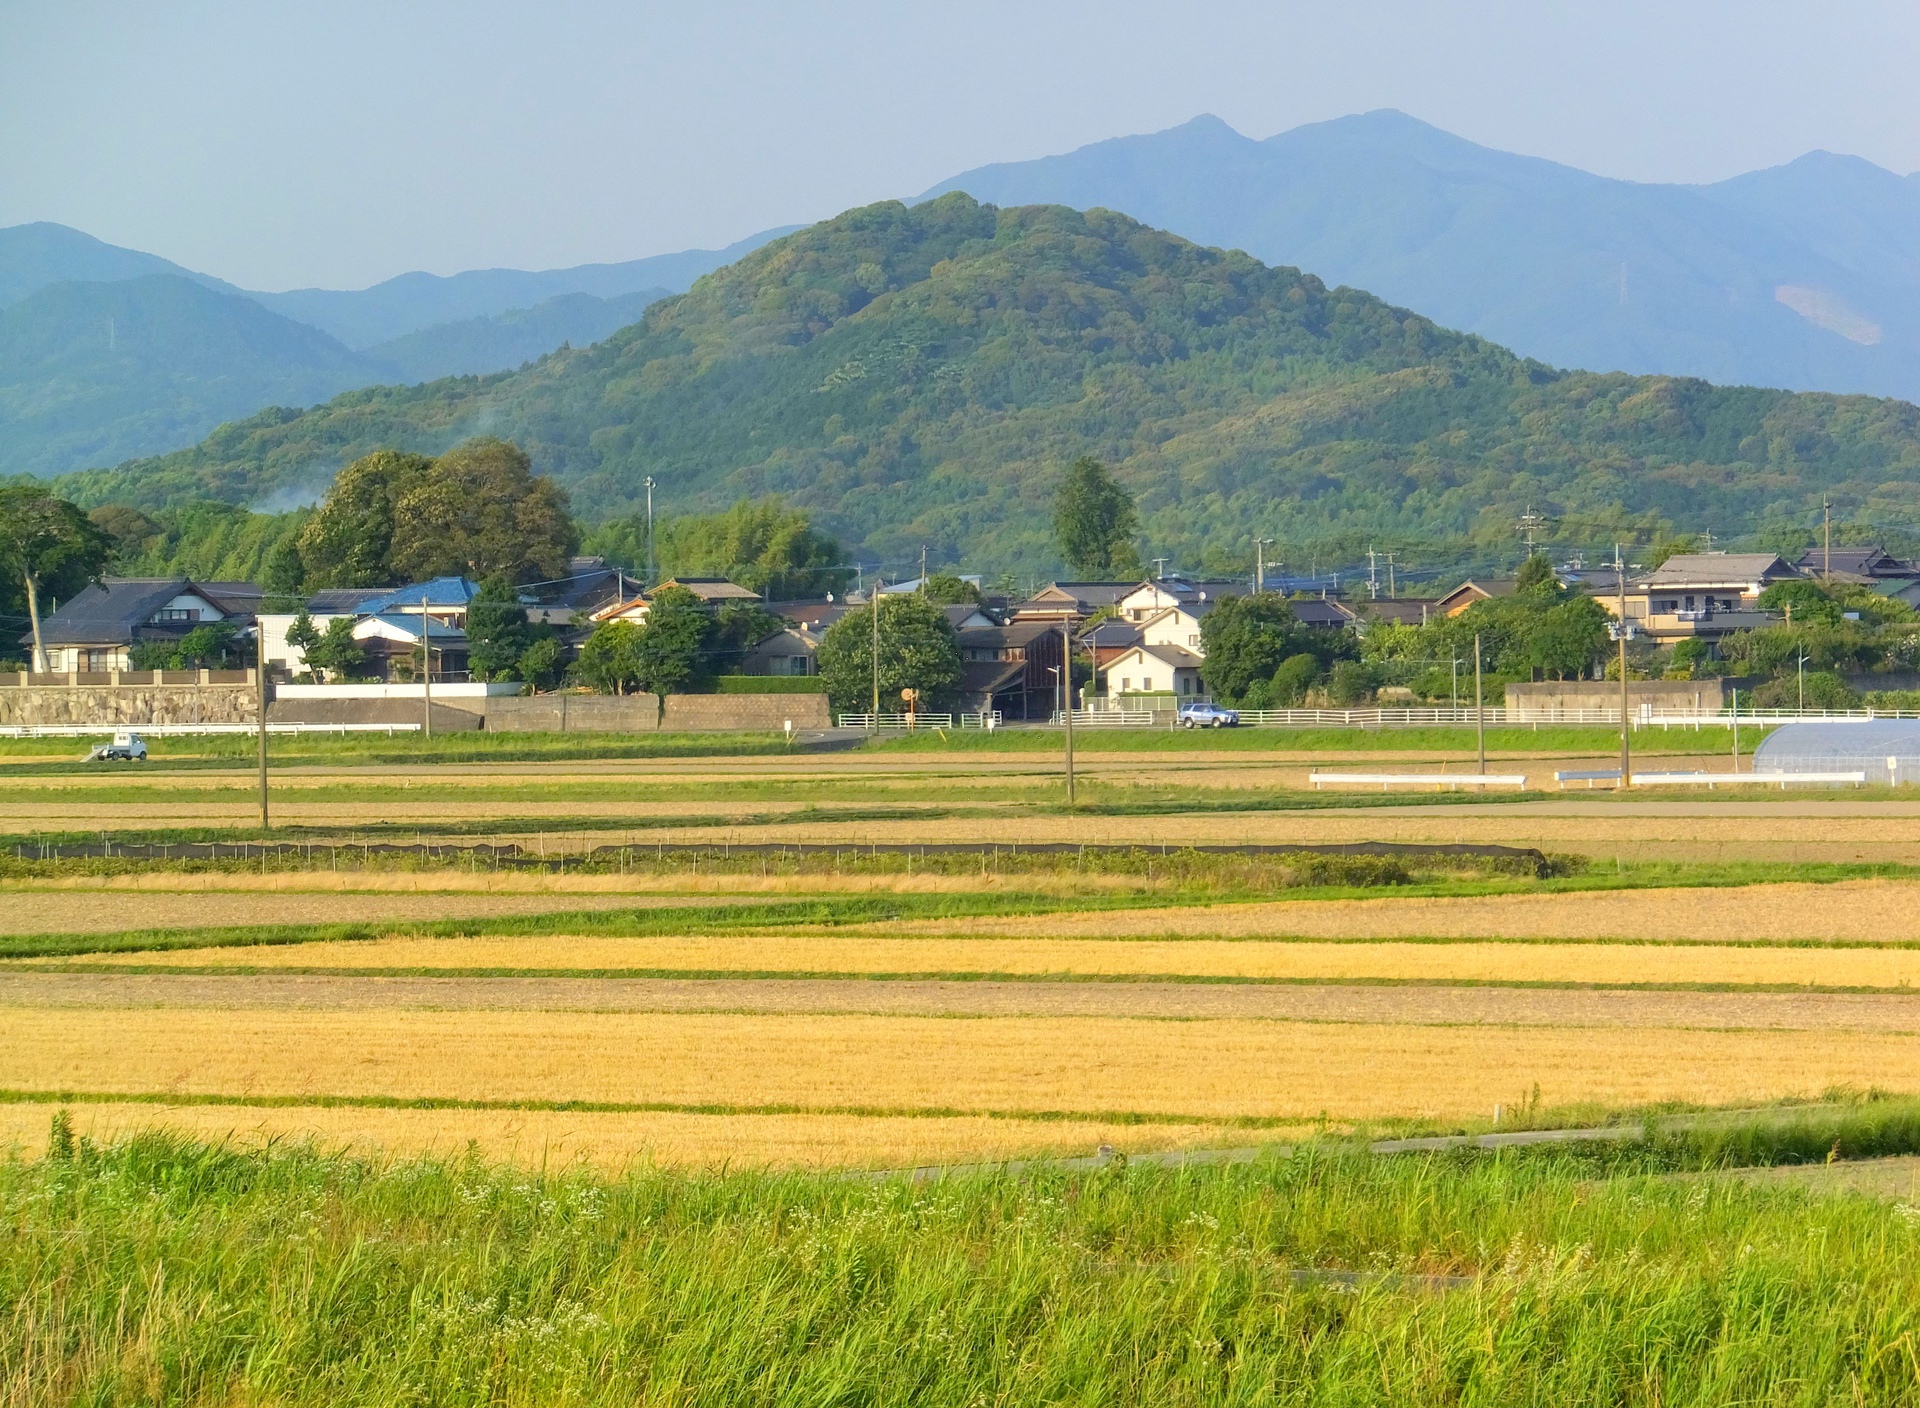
[0,223,792,477]
[12,108,1920,509]
[55,195,1920,580]
[925,110,1920,403]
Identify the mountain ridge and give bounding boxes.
[50,194,1920,577]
[924,110,1920,403]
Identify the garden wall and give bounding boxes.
[0,684,257,727]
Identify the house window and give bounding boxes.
[81,649,113,672]
[148,608,194,623]
[1143,675,1154,691]
[787,655,810,675]
[1120,677,1131,691]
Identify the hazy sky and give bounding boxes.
[5,1,1916,291]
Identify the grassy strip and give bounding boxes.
[0,891,1200,961]
[870,725,1769,754]
[13,1097,1920,1403]
[0,731,802,772]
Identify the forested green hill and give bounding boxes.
[55,194,1920,576]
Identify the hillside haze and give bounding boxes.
[0,223,790,475]
[59,195,1920,576]
[924,112,1920,403]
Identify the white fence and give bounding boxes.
[837,712,1003,730]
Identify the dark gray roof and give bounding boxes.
[38,579,189,646]
[304,588,390,614]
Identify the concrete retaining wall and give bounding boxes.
[0,685,257,727]
[267,699,483,731]
[481,692,832,733]
[1504,679,1755,718]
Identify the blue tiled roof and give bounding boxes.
[359,612,467,642]
[354,577,478,615]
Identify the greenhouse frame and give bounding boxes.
[1750,720,1920,785]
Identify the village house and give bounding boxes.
[1611,552,1797,642]
[27,578,263,673]
[1103,642,1205,703]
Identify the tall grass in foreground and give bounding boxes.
[5,1126,1919,1405]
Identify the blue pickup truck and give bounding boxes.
[1177,702,1240,728]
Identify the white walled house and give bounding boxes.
[1104,643,1205,701]
[1137,605,1207,653]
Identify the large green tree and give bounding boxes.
[816,594,962,715]
[390,438,577,585]
[587,497,849,598]
[1053,457,1141,577]
[1198,593,1353,704]
[296,450,431,588]
[629,586,713,696]
[464,578,531,682]
[0,486,113,670]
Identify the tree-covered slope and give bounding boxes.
[1,274,388,480]
[55,195,1920,576]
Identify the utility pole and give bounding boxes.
[871,579,882,723]
[1061,621,1076,804]
[1731,686,1739,773]
[421,592,433,742]
[1518,506,1547,556]
[1254,538,1273,595]
[1152,557,1170,580]
[1613,545,1633,787]
[1473,634,1485,775]
[1367,546,1378,600]
[256,626,270,831]
[1823,499,1832,579]
[919,545,928,592]
[1386,553,1397,599]
[645,477,656,586]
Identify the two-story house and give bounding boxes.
[1612,553,1797,642]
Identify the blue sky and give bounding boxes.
[4,0,1915,290]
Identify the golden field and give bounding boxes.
[50,928,1920,990]
[5,1006,1918,1124]
[9,743,1920,1169]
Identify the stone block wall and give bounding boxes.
[0,685,257,727]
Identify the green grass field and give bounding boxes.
[8,1104,1920,1405]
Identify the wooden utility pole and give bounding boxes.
[421,592,433,741]
[1061,620,1075,805]
[256,626,270,831]
[1824,499,1832,579]
[1616,545,1632,788]
[1473,634,1485,775]
[871,582,881,722]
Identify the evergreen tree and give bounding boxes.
[1053,457,1141,577]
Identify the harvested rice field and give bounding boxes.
[4,1006,1915,1123]
[47,929,1920,990]
[9,740,1920,1170]
[8,971,1920,1029]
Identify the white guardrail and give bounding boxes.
[837,713,1001,730]
[1310,772,1528,790]
[0,723,423,738]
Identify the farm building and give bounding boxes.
[1750,719,1920,785]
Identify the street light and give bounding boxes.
[1797,650,1809,712]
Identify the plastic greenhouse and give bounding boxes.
[1750,720,1920,785]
